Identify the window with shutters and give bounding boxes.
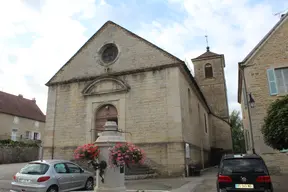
[205,63,213,78]
[275,67,288,94]
[25,131,31,139]
[267,67,288,95]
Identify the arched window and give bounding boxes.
[94,104,118,139]
[205,63,213,78]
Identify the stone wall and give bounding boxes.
[0,146,39,164]
[239,15,288,173]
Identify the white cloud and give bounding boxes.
[0,0,105,113]
[0,0,286,117]
[136,0,284,115]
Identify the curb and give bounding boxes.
[170,178,204,192]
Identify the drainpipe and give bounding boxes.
[51,86,58,159]
[240,65,256,154]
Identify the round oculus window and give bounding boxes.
[101,44,118,64]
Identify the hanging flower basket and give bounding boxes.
[109,142,145,168]
[74,143,100,161]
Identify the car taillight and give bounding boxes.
[37,176,50,182]
[13,175,16,180]
[218,175,232,183]
[256,176,271,183]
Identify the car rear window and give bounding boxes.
[221,158,268,174]
[19,163,49,175]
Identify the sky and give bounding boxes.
[0,0,288,115]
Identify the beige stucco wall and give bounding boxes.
[44,67,188,176]
[178,69,211,166]
[0,113,45,141]
[240,17,288,174]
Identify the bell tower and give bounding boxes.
[191,46,229,120]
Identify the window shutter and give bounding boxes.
[267,69,278,95]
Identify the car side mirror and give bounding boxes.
[80,168,84,173]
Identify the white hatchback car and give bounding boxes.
[10,160,95,192]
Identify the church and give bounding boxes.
[43,21,232,176]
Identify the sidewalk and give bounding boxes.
[271,174,288,192]
[76,176,204,192]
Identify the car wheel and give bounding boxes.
[85,177,94,190]
[47,185,58,192]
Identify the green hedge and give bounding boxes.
[0,139,38,147]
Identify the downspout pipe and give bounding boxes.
[51,86,58,159]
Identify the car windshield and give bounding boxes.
[19,163,49,175]
[221,158,268,175]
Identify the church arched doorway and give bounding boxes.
[94,104,118,139]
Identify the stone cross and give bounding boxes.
[94,121,127,192]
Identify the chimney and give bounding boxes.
[18,94,23,98]
[32,98,36,103]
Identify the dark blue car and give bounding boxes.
[216,153,273,192]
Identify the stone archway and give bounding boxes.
[95,104,118,139]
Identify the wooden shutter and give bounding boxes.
[266,68,278,95]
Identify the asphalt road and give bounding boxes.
[0,162,28,191]
[0,162,201,191]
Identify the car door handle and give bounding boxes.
[57,177,62,180]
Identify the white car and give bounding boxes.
[11,160,95,192]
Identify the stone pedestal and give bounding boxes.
[94,121,127,192]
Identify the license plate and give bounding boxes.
[19,179,31,183]
[235,184,254,189]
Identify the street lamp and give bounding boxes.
[239,64,256,154]
[248,93,255,108]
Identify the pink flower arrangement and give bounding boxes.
[74,143,100,161]
[109,142,145,167]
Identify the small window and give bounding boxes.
[35,121,39,128]
[25,131,31,139]
[20,163,49,175]
[33,132,40,140]
[54,163,68,174]
[11,129,17,141]
[66,163,81,173]
[13,116,19,124]
[204,113,208,133]
[188,88,192,112]
[205,63,213,78]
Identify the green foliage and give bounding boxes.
[261,95,288,150]
[230,110,246,153]
[0,139,38,147]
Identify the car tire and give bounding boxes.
[47,185,58,192]
[85,177,94,190]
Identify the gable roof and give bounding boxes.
[46,20,183,86]
[0,91,46,122]
[191,46,224,62]
[238,13,288,103]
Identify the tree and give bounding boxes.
[261,95,288,150]
[230,110,246,153]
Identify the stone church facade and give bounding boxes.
[43,21,232,176]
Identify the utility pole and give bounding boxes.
[240,65,256,154]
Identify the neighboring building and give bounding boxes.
[238,13,288,174]
[0,91,46,142]
[43,21,232,176]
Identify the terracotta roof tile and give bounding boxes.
[0,91,45,122]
